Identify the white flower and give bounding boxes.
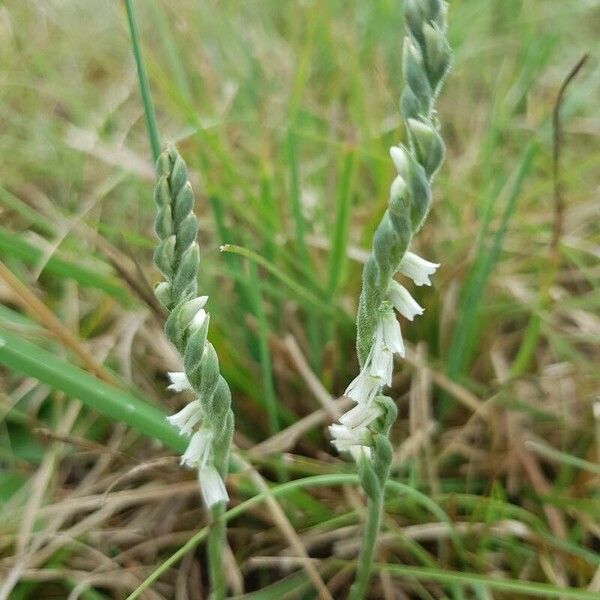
[387,280,424,321]
[339,402,381,429]
[199,465,229,507]
[166,401,202,436]
[369,324,394,386]
[167,371,193,392]
[399,252,439,287]
[329,424,370,453]
[345,365,381,404]
[180,429,213,468]
[380,308,405,357]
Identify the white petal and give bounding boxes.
[399,252,439,287]
[166,401,202,436]
[381,310,405,357]
[329,424,370,452]
[345,366,381,404]
[387,280,424,321]
[180,429,213,469]
[167,371,193,392]
[339,402,381,429]
[369,344,393,387]
[198,466,229,507]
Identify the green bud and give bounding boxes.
[173,243,200,299]
[154,206,173,239]
[170,154,188,197]
[175,214,199,254]
[153,175,170,209]
[156,152,170,178]
[154,281,171,307]
[403,39,432,113]
[174,182,194,227]
[153,235,176,276]
[423,22,452,89]
[181,296,209,326]
[359,458,381,501]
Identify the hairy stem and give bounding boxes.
[207,504,226,600]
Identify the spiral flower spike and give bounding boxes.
[154,145,234,510]
[329,2,452,598]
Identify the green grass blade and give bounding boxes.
[0,227,130,302]
[0,328,184,453]
[375,564,600,599]
[445,142,537,383]
[327,149,355,296]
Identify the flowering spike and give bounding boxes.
[154,145,234,509]
[332,4,452,596]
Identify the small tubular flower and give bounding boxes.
[399,252,440,287]
[180,429,213,468]
[329,424,371,453]
[345,365,381,404]
[380,307,405,358]
[167,371,193,392]
[369,324,394,387]
[166,401,202,436]
[339,402,382,430]
[387,280,424,321]
[199,466,229,508]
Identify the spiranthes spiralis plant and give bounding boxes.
[154,144,234,600]
[329,1,452,597]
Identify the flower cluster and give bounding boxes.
[330,241,438,461]
[165,296,229,507]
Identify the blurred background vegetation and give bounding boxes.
[0,1,599,598]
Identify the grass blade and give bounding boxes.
[0,328,184,453]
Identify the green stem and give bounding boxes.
[124,0,161,163]
[207,503,226,600]
[348,492,384,600]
